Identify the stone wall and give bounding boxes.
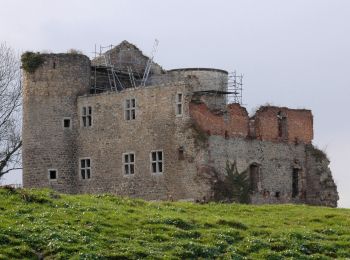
[75,83,209,200]
[22,53,91,193]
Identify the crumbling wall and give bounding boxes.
[254,106,313,144]
[305,145,338,207]
[189,101,249,138]
[198,136,308,204]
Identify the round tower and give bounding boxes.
[168,68,228,109]
[22,53,91,193]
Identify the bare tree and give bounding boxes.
[0,43,22,179]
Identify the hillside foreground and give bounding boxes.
[0,188,349,259]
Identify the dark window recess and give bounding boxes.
[178,147,184,160]
[249,164,260,192]
[63,118,71,128]
[275,191,280,198]
[277,111,287,139]
[292,168,299,198]
[49,170,57,180]
[53,61,56,69]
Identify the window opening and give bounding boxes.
[82,106,92,127]
[176,93,183,116]
[125,98,136,120]
[292,168,299,198]
[249,164,260,192]
[123,153,135,175]
[48,169,57,180]
[80,158,91,179]
[151,150,163,174]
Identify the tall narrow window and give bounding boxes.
[176,93,183,116]
[249,164,260,192]
[277,111,287,139]
[151,150,163,174]
[125,98,136,120]
[292,168,299,198]
[80,158,91,179]
[82,106,92,127]
[123,153,135,175]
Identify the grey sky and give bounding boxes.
[0,0,349,207]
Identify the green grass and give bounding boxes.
[0,188,349,259]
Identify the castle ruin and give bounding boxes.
[22,41,338,207]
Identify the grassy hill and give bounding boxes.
[0,188,349,259]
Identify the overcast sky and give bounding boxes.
[0,0,349,207]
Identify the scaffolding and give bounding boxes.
[91,40,159,93]
[228,71,243,105]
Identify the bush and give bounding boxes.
[21,52,44,73]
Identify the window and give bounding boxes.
[176,93,183,116]
[178,146,184,160]
[151,150,163,174]
[292,168,299,198]
[48,169,57,180]
[249,164,260,192]
[277,111,287,139]
[80,158,91,179]
[125,98,136,120]
[123,153,135,175]
[63,118,71,128]
[82,106,92,127]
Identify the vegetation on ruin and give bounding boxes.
[0,187,349,259]
[213,161,251,203]
[21,52,44,73]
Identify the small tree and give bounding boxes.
[0,43,22,179]
[225,161,250,204]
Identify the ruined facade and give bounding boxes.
[22,41,338,207]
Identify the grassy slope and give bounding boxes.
[0,188,349,259]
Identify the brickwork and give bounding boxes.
[21,41,338,207]
[189,102,249,138]
[254,106,313,144]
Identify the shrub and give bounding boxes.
[21,52,44,73]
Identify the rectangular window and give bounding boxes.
[176,93,183,116]
[82,106,92,127]
[48,169,57,180]
[125,98,136,120]
[150,150,163,174]
[123,153,135,175]
[80,158,91,179]
[63,118,71,128]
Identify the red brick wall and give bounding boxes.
[189,102,249,138]
[254,106,313,144]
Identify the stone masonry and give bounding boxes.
[22,41,338,207]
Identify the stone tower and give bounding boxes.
[22,54,91,192]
